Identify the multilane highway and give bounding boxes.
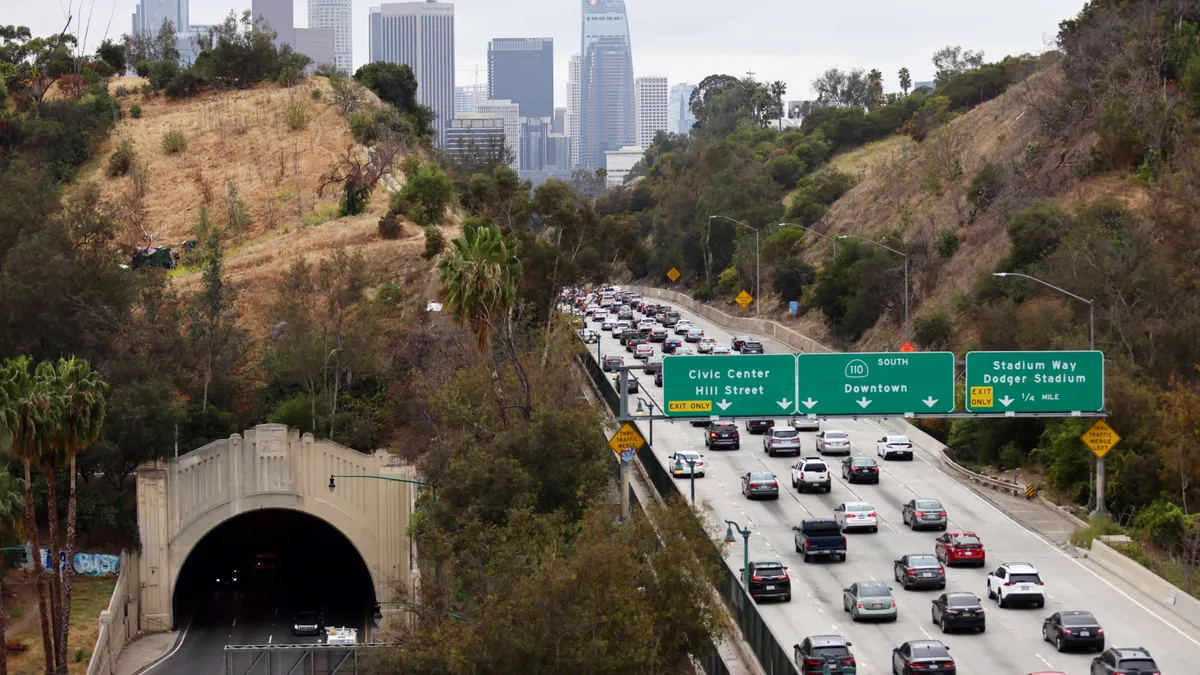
[586,304,1200,675]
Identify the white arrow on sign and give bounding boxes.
[801,398,818,409]
[776,398,792,410]
[999,396,1014,407]
[923,397,938,408]
[715,399,732,411]
[856,397,872,409]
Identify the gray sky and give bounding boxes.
[10,0,1086,105]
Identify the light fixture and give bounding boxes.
[837,235,850,239]
[636,399,646,415]
[993,272,1009,277]
[724,524,737,546]
[328,475,336,492]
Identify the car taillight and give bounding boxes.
[806,659,823,667]
[910,664,926,670]
[842,658,855,666]
[732,431,739,437]
[750,574,762,582]
[871,466,878,471]
[944,662,955,669]
[748,483,759,489]
[1097,628,1104,634]
[769,482,778,488]
[856,601,863,609]
[891,599,897,607]
[914,511,925,517]
[1003,581,1016,586]
[1061,628,1071,635]
[939,566,945,574]
[799,472,804,479]
[1034,581,1044,585]
[710,432,717,438]
[841,537,847,547]
[779,571,789,580]
[868,512,876,517]
[938,511,947,517]
[907,568,916,575]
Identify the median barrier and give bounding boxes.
[1087,539,1200,631]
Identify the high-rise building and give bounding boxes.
[310,0,352,73]
[552,107,566,134]
[519,117,551,172]
[604,146,643,187]
[369,2,456,145]
[295,28,337,71]
[487,38,554,120]
[635,76,668,149]
[476,99,521,169]
[455,83,487,115]
[668,83,697,134]
[446,114,507,157]
[566,53,581,169]
[579,0,636,170]
[251,0,293,45]
[175,26,211,67]
[132,0,189,37]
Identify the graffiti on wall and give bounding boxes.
[23,546,121,576]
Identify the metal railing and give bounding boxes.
[223,643,390,675]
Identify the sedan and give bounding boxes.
[877,434,914,460]
[650,327,668,342]
[815,430,852,455]
[634,343,654,360]
[764,427,802,457]
[932,592,986,633]
[842,580,897,622]
[611,373,639,393]
[670,451,705,477]
[1042,610,1105,652]
[580,329,599,344]
[662,336,683,353]
[791,416,821,432]
[674,346,697,356]
[892,640,956,675]
[894,553,946,590]
[674,320,694,335]
[746,419,775,434]
[643,356,663,373]
[697,337,717,353]
[732,335,753,351]
[685,328,705,343]
[601,355,624,372]
[746,561,791,602]
[935,531,986,567]
[842,456,880,483]
[601,317,616,331]
[833,502,878,533]
[741,471,780,500]
[741,340,764,354]
[711,344,731,355]
[902,498,948,531]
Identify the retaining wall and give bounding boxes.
[1087,539,1200,631]
[85,550,141,675]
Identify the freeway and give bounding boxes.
[585,303,1200,675]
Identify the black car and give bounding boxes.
[732,336,752,351]
[292,610,323,636]
[705,421,740,449]
[892,640,956,675]
[745,419,774,434]
[1091,647,1158,675]
[794,635,856,675]
[931,592,986,633]
[612,373,639,393]
[741,340,764,354]
[744,560,790,602]
[625,337,647,354]
[662,336,683,353]
[893,553,946,590]
[1044,610,1104,652]
[617,328,638,346]
[842,456,880,483]
[654,370,663,387]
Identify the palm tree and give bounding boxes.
[0,357,57,673]
[436,224,523,354]
[0,472,25,675]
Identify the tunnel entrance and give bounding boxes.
[173,508,376,642]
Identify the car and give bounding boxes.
[617,328,639,346]
[662,336,683,353]
[625,337,649,354]
[842,456,880,483]
[662,311,681,326]
[902,498,948,531]
[745,560,791,602]
[634,343,654,360]
[932,592,986,633]
[711,343,731,355]
[794,635,856,675]
[617,306,633,320]
[698,337,717,353]
[791,457,831,492]
[764,427,802,456]
[601,355,624,372]
[935,531,986,567]
[613,320,631,333]
[892,640,956,675]
[987,562,1045,608]
[674,319,693,335]
[732,336,753,351]
[580,329,599,344]
[674,346,696,356]
[650,326,668,342]
[644,355,663,373]
[791,416,821,432]
[842,581,897,622]
[670,451,705,477]
[1043,610,1105,652]
[293,610,324,636]
[589,309,605,322]
[685,328,705,343]
[815,430,852,455]
[893,553,946,590]
[833,501,878,532]
[1091,647,1159,675]
[793,519,846,563]
[637,318,656,330]
[742,471,780,500]
[601,317,616,331]
[654,370,663,387]
[741,340,764,354]
[877,434,914,460]
[745,419,774,434]
[705,421,740,449]
[611,372,639,393]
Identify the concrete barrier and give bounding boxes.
[1087,539,1200,631]
[86,550,141,675]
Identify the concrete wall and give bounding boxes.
[85,550,140,675]
[1087,539,1200,631]
[138,424,417,631]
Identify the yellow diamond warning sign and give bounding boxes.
[735,290,753,308]
[969,386,994,409]
[1080,419,1120,459]
[608,422,646,454]
[666,267,681,282]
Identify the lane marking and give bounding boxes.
[139,612,194,674]
[268,634,273,644]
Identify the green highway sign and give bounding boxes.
[966,351,1104,413]
[662,354,797,417]
[796,352,955,415]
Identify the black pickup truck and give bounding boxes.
[793,519,847,563]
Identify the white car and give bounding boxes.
[791,416,821,432]
[815,430,851,455]
[698,337,717,353]
[601,317,616,330]
[833,501,878,533]
[711,343,731,355]
[674,320,694,335]
[670,451,706,477]
[613,320,631,333]
[877,435,914,460]
[674,346,697,356]
[986,562,1045,608]
[790,457,831,493]
[637,318,657,330]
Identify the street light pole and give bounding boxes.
[992,271,1103,515]
[724,520,752,588]
[711,215,759,316]
[330,474,439,580]
[838,235,909,344]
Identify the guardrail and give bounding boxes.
[936,447,1028,498]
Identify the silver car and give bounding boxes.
[902,498,948,531]
[843,581,897,622]
[815,430,852,455]
[741,471,780,500]
[764,427,802,457]
[791,416,821,432]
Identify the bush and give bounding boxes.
[422,226,445,259]
[388,198,411,216]
[129,103,142,119]
[784,168,857,225]
[397,162,455,226]
[692,282,713,302]
[139,83,152,96]
[715,265,740,296]
[937,230,960,258]
[115,85,128,97]
[766,154,805,190]
[146,60,180,91]
[1005,201,1070,269]
[771,257,816,303]
[161,129,188,154]
[107,139,135,177]
[378,212,403,239]
[284,100,312,131]
[311,87,322,101]
[164,70,200,99]
[967,162,1005,210]
[1132,499,1186,550]
[914,309,952,349]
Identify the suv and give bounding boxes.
[1091,647,1159,675]
[732,336,752,351]
[698,337,717,353]
[793,635,856,675]
[764,427,802,457]
[746,561,791,602]
[705,421,740,449]
[791,457,831,492]
[987,562,1045,608]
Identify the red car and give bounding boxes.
[935,531,986,567]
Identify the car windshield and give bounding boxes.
[846,503,873,512]
[826,432,849,439]
[1061,612,1097,626]
[915,500,943,510]
[1009,573,1041,583]
[946,594,978,607]
[804,521,840,534]
[811,646,850,658]
[911,644,950,659]
[748,472,774,481]
[859,585,890,597]
[851,457,875,466]
[773,429,799,438]
[908,555,939,567]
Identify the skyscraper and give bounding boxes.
[476,100,521,169]
[369,2,456,145]
[310,0,352,74]
[132,0,189,37]
[251,0,293,46]
[566,53,581,169]
[519,117,551,172]
[635,76,668,149]
[488,38,554,120]
[455,84,487,115]
[668,83,697,135]
[579,0,635,170]
[553,107,566,134]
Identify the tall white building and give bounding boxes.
[369,2,456,144]
[604,145,643,187]
[476,99,521,169]
[309,0,352,74]
[566,53,581,169]
[668,83,697,134]
[635,76,668,149]
[132,0,189,37]
[455,83,487,115]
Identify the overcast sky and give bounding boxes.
[11,0,1086,104]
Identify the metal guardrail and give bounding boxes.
[936,447,1028,498]
[223,643,390,675]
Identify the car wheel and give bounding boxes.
[784,594,791,602]
[803,552,812,563]
[931,609,937,625]
[940,618,948,633]
[824,483,832,493]
[938,582,945,590]
[871,526,878,533]
[734,443,740,450]
[791,477,797,488]
[998,594,1006,608]
[1037,598,1045,608]
[795,540,801,553]
[1055,635,1063,652]
[978,623,986,633]
[850,611,859,622]
[987,585,995,600]
[940,525,948,531]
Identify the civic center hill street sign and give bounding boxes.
[662,354,797,418]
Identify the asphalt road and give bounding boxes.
[586,304,1200,675]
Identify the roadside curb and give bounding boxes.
[125,624,187,675]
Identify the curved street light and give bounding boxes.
[724,520,752,588]
[992,272,1094,351]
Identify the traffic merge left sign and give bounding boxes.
[666,267,681,282]
[735,290,753,308]
[608,422,646,456]
[1079,419,1120,458]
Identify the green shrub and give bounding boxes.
[716,265,740,296]
[914,309,952,349]
[161,129,188,154]
[784,168,857,225]
[397,161,455,226]
[937,230,960,258]
[130,103,142,119]
[146,60,180,91]
[115,85,128,97]
[967,162,1005,210]
[107,139,135,177]
[378,212,403,239]
[1068,516,1126,549]
[422,226,445,259]
[1132,499,1186,550]
[284,100,312,131]
[692,282,713,302]
[1005,201,1071,269]
[311,87,322,101]
[139,83,152,96]
[766,155,805,190]
[164,70,200,99]
[772,257,816,303]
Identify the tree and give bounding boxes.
[899,67,912,96]
[1158,377,1200,512]
[318,141,402,216]
[772,257,816,303]
[867,69,884,110]
[3,25,77,114]
[0,472,23,675]
[328,73,367,116]
[96,39,126,75]
[932,45,984,82]
[397,159,455,226]
[186,219,239,414]
[353,62,419,112]
[436,224,523,354]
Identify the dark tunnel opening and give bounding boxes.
[173,508,376,643]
